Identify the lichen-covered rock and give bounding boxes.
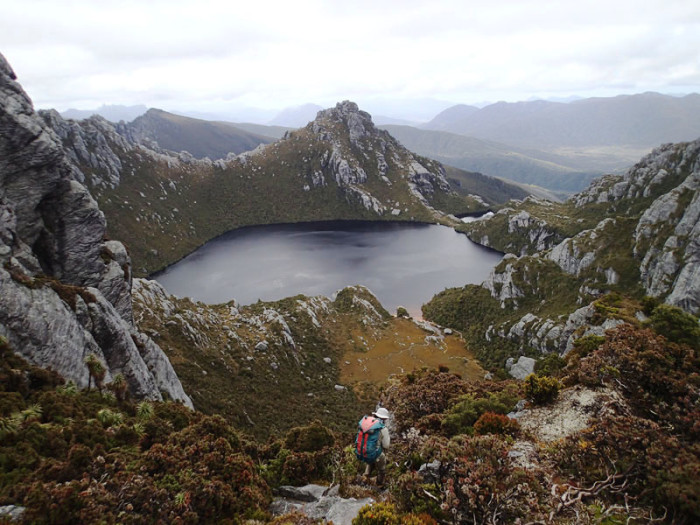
[507,356,536,379]
[634,165,700,313]
[0,52,191,405]
[271,483,373,525]
[463,198,562,255]
[483,254,524,306]
[547,218,616,276]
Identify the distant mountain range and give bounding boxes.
[62,103,148,122]
[425,92,700,149]
[58,92,700,194]
[381,124,599,193]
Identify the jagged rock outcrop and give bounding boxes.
[547,218,618,278]
[475,139,700,357]
[483,254,524,307]
[505,356,536,379]
[0,53,191,406]
[487,304,626,355]
[572,140,700,314]
[571,142,691,207]
[459,139,700,362]
[310,101,453,215]
[634,166,700,313]
[463,197,563,255]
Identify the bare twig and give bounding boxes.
[549,470,630,520]
[422,487,439,502]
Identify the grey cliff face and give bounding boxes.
[0,53,191,406]
[483,254,524,307]
[633,146,700,313]
[571,142,683,208]
[576,139,700,314]
[463,197,562,256]
[565,141,700,315]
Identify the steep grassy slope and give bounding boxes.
[383,124,599,192]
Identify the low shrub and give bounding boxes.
[353,502,436,525]
[473,412,519,436]
[647,304,700,350]
[524,374,560,405]
[392,434,544,523]
[442,388,519,436]
[383,369,468,433]
[284,419,335,453]
[396,306,410,318]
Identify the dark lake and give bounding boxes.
[152,221,502,316]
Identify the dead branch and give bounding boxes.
[422,487,439,502]
[549,471,629,521]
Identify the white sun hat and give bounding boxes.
[373,407,390,419]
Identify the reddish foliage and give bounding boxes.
[383,369,468,433]
[577,324,700,439]
[473,412,519,436]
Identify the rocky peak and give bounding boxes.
[312,100,376,146]
[302,100,454,216]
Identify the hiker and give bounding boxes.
[355,407,391,485]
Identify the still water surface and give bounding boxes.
[153,221,502,315]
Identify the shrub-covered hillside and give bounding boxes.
[2,313,698,524]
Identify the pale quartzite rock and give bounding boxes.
[508,356,536,380]
[0,52,191,405]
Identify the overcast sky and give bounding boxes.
[2,0,700,121]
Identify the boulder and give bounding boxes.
[508,356,536,380]
[270,483,374,525]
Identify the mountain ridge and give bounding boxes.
[425,92,700,149]
[381,124,601,192]
[123,108,276,159]
[43,100,525,275]
[424,138,700,369]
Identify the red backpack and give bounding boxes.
[355,416,384,463]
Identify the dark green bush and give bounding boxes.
[535,353,566,377]
[647,304,700,349]
[524,374,560,405]
[283,419,335,453]
[396,306,410,318]
[442,388,519,436]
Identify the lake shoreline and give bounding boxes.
[151,219,503,314]
[149,216,499,279]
